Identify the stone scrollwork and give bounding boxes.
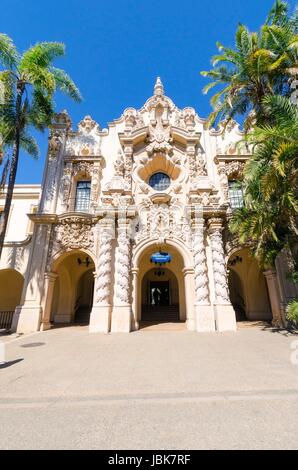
[56,217,95,249]
[208,218,230,304]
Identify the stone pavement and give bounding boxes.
[0,325,298,449]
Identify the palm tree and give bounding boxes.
[201,0,298,130]
[0,34,81,259]
[229,95,298,267]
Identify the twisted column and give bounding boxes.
[115,220,131,305]
[193,219,210,304]
[96,224,113,305]
[208,218,230,304]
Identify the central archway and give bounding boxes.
[141,267,180,322]
[132,238,194,329]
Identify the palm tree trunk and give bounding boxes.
[0,81,24,259]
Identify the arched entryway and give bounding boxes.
[50,250,95,325]
[228,248,272,322]
[132,239,194,329]
[0,269,24,329]
[141,267,180,322]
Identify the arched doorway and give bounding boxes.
[0,269,24,329]
[132,239,194,328]
[228,248,272,321]
[141,267,180,322]
[51,251,95,325]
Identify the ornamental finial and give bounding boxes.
[154,77,164,96]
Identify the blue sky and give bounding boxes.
[0,0,296,184]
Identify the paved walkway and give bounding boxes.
[0,325,298,449]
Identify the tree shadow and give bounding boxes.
[261,324,298,337]
[0,358,24,369]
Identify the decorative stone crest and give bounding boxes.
[56,217,94,249]
[78,115,100,134]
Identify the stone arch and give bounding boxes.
[132,238,194,329]
[228,247,272,321]
[0,269,24,329]
[49,249,96,326]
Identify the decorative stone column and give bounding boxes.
[263,269,284,327]
[207,218,236,332]
[40,272,58,331]
[193,219,215,332]
[182,267,196,330]
[111,218,132,332]
[89,221,114,333]
[131,268,139,331]
[12,224,53,333]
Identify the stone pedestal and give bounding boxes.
[89,305,111,333]
[214,304,237,332]
[111,305,132,333]
[12,305,42,333]
[195,304,216,332]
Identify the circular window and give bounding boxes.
[149,172,170,191]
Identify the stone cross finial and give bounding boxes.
[154,77,164,96]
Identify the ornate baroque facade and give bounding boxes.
[3,78,296,334]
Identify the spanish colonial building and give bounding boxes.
[1,78,297,334]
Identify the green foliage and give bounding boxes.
[0,36,82,159]
[286,299,298,324]
[229,95,298,267]
[201,1,298,130]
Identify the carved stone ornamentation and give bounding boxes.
[96,225,113,304]
[78,115,100,134]
[115,222,131,305]
[48,130,62,160]
[193,221,209,304]
[114,150,125,176]
[56,217,94,249]
[146,121,173,156]
[183,107,196,130]
[73,161,93,178]
[208,218,230,304]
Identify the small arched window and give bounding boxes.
[75,181,91,212]
[149,173,170,191]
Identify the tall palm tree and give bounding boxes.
[0,34,81,259]
[201,0,298,130]
[229,94,298,267]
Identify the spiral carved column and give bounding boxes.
[96,229,113,305]
[192,219,215,332]
[111,219,132,332]
[89,222,114,333]
[193,220,210,305]
[207,218,236,332]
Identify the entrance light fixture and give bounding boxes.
[77,256,91,267]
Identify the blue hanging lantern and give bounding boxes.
[150,251,172,265]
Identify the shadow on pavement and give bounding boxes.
[0,359,24,369]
